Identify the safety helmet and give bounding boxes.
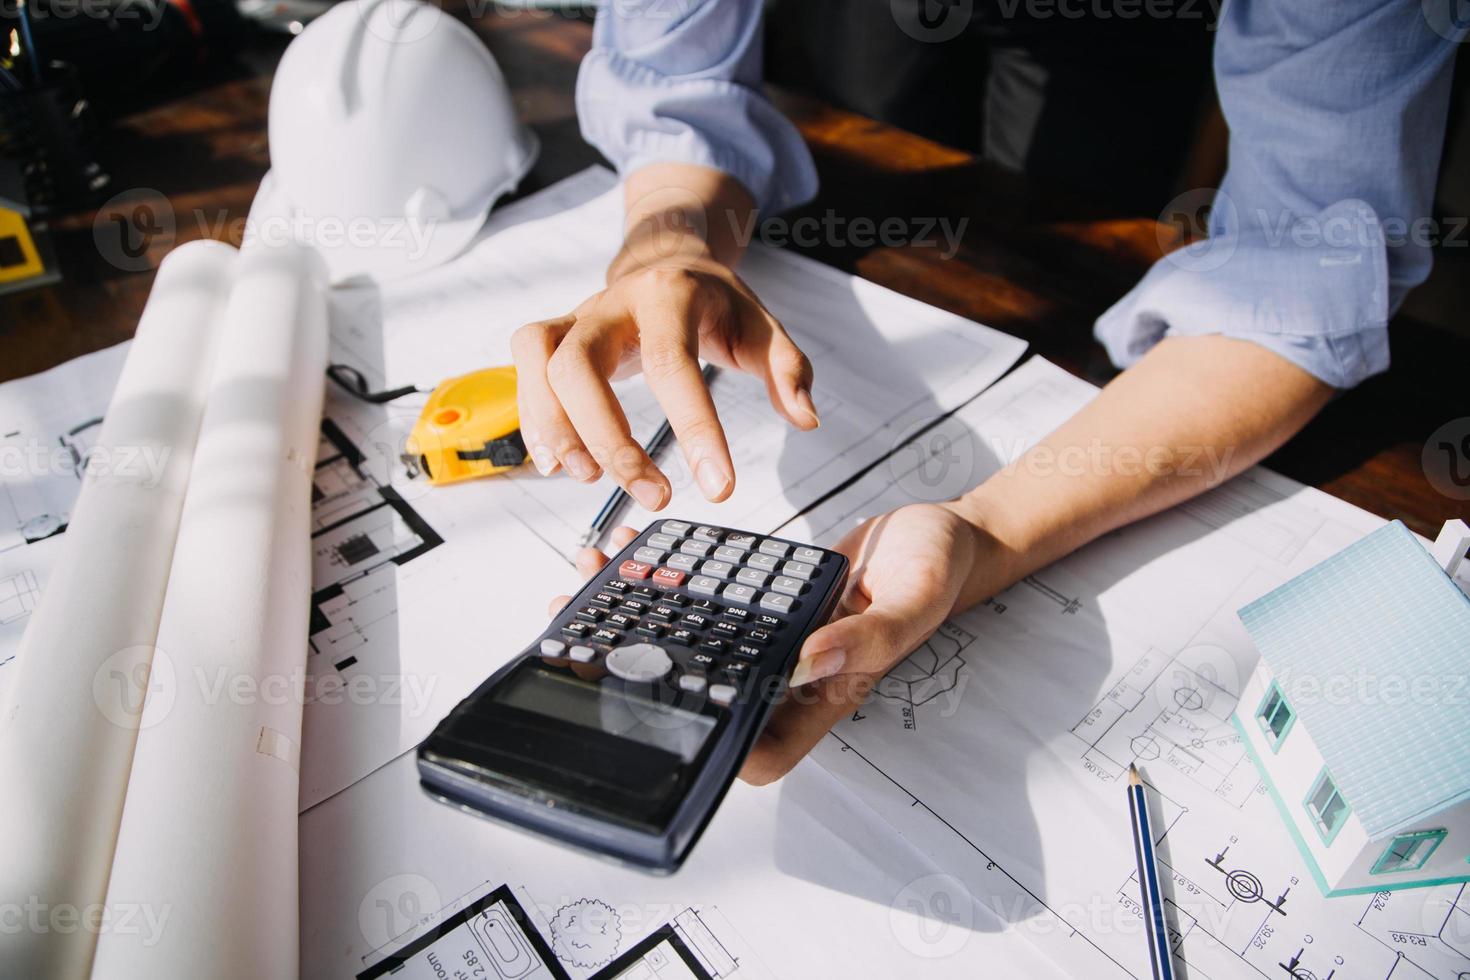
[257,0,537,283]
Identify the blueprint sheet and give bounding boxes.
[0,167,1023,810]
[323,166,1026,559]
[785,357,1470,980]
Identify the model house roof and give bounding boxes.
[1239,520,1470,841]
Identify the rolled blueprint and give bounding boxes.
[0,241,237,980]
[90,240,328,980]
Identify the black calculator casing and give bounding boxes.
[417,521,848,873]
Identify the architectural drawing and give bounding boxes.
[871,621,975,730]
[550,899,622,971]
[308,417,443,674]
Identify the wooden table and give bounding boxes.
[3,11,1465,536]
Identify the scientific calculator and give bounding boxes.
[418,520,849,872]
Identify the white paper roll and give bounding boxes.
[89,240,328,980]
[0,241,237,980]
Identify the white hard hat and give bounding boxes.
[259,0,538,284]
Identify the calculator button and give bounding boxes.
[681,612,711,630]
[539,639,566,657]
[793,547,824,563]
[667,553,699,572]
[619,560,654,580]
[781,560,817,581]
[679,539,713,558]
[721,606,751,624]
[693,525,723,543]
[647,532,680,550]
[709,684,737,706]
[757,539,791,558]
[591,627,622,645]
[619,598,650,616]
[652,567,687,589]
[771,576,804,596]
[747,552,779,572]
[662,591,690,606]
[678,674,707,694]
[756,613,783,629]
[589,592,618,610]
[660,520,692,537]
[722,583,758,604]
[722,661,752,679]
[690,652,717,670]
[634,547,665,564]
[711,621,740,640]
[699,638,728,655]
[635,622,666,638]
[569,645,597,664]
[713,545,746,562]
[604,579,631,594]
[630,586,659,601]
[689,575,722,596]
[690,598,719,615]
[747,628,774,645]
[605,643,673,683]
[668,628,697,646]
[561,621,593,639]
[725,532,758,549]
[733,643,763,660]
[700,560,735,579]
[606,612,637,631]
[648,604,680,622]
[575,607,603,623]
[760,593,795,613]
[735,567,769,588]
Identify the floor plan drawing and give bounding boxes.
[308,417,443,675]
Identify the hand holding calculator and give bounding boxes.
[417,520,849,872]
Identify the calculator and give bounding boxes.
[417,520,849,872]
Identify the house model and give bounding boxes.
[1234,519,1470,897]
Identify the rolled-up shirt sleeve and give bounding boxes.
[576,0,818,214]
[1094,0,1462,389]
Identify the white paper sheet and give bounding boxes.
[90,242,329,979]
[324,166,1027,559]
[785,357,1470,980]
[299,748,1068,979]
[0,241,237,979]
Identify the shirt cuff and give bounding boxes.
[1094,199,1391,389]
[577,48,818,215]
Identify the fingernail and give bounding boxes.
[795,387,820,429]
[629,478,667,511]
[564,450,598,481]
[530,445,557,476]
[789,648,844,688]
[695,458,732,500]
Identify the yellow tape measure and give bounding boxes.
[405,366,526,486]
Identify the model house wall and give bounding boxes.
[1237,660,1470,897]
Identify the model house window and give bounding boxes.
[1255,682,1295,748]
[1371,829,1447,874]
[1304,769,1350,844]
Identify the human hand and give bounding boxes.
[511,255,820,513]
[742,503,999,785]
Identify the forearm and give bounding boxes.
[951,335,1335,606]
[607,163,757,284]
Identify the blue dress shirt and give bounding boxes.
[576,0,1464,389]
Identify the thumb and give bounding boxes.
[789,603,937,689]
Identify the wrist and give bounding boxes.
[939,497,1024,610]
[606,231,720,286]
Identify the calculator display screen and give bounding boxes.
[493,668,716,764]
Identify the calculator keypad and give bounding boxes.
[541,522,834,709]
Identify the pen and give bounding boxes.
[577,364,718,548]
[1128,764,1175,980]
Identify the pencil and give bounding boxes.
[1128,764,1175,980]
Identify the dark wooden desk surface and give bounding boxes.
[3,12,1466,536]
